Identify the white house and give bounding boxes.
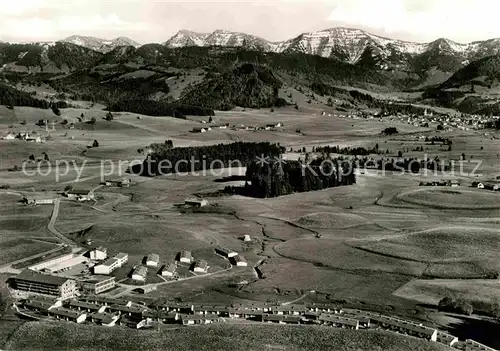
[161,262,177,277]
[192,260,209,273]
[179,251,192,264]
[215,247,238,258]
[234,255,248,267]
[3,133,16,140]
[90,247,107,261]
[131,266,147,282]
[114,253,128,266]
[93,258,120,275]
[146,253,160,267]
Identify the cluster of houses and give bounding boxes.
[2,131,44,143]
[472,181,500,191]
[15,296,495,350]
[418,179,500,192]
[192,122,283,133]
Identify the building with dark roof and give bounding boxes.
[131,266,148,282]
[89,312,119,327]
[78,275,116,295]
[49,307,87,323]
[146,253,160,267]
[192,260,209,273]
[161,262,177,277]
[11,269,77,299]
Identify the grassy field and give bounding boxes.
[1,103,500,348]
[2,321,454,351]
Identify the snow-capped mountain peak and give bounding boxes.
[60,35,141,53]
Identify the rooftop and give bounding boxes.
[50,307,85,319]
[133,266,148,277]
[14,269,71,286]
[146,253,160,262]
[114,253,128,260]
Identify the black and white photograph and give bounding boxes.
[0,0,499,350]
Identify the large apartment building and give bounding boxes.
[11,269,78,299]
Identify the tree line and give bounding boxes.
[107,100,214,118]
[131,142,285,176]
[224,157,357,198]
[315,144,384,156]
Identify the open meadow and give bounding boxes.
[1,104,500,347]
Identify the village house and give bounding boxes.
[66,299,107,314]
[118,316,148,329]
[184,198,208,208]
[48,307,87,323]
[192,260,209,273]
[178,250,193,264]
[143,310,179,324]
[369,315,438,341]
[65,189,94,202]
[192,305,230,317]
[103,178,131,187]
[21,298,62,315]
[180,314,222,325]
[155,302,193,314]
[317,314,359,330]
[106,304,148,320]
[262,314,301,324]
[131,266,148,282]
[436,332,459,347]
[233,255,248,267]
[161,262,177,277]
[21,196,55,205]
[2,132,16,140]
[269,304,306,316]
[89,247,107,260]
[228,308,264,320]
[215,247,238,258]
[88,312,119,327]
[145,253,160,267]
[463,339,497,351]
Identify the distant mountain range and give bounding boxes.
[3,28,500,71]
[163,28,500,72]
[60,35,141,53]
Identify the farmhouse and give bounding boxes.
[192,127,208,133]
[22,196,55,205]
[131,266,148,281]
[11,269,78,299]
[89,312,119,327]
[65,189,94,202]
[178,250,193,264]
[233,255,248,267]
[89,247,107,260]
[49,307,87,323]
[215,247,238,258]
[161,262,177,277]
[78,276,116,295]
[184,198,208,207]
[103,178,131,187]
[145,253,160,267]
[192,260,209,273]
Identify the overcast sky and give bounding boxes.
[1,0,499,44]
